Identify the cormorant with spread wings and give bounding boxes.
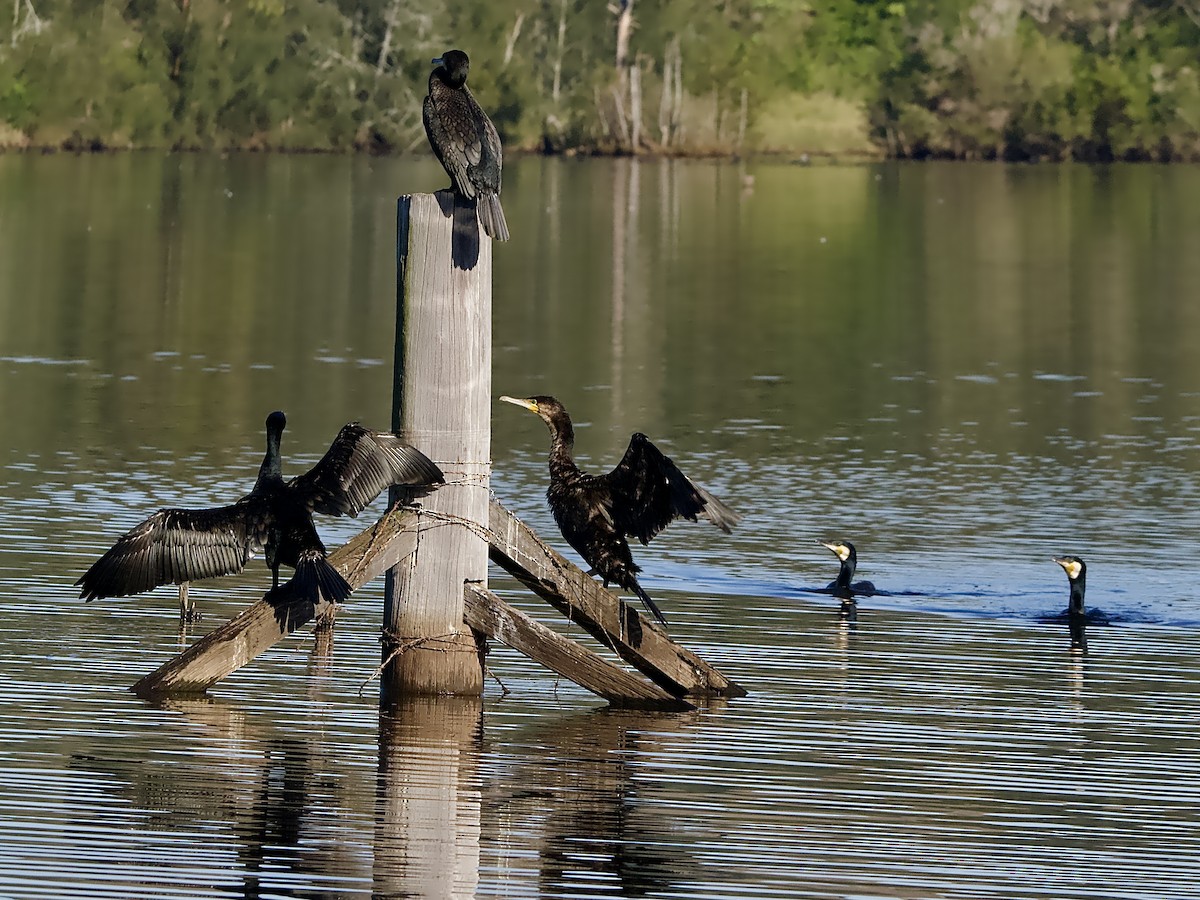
[500,395,739,626]
[76,411,443,615]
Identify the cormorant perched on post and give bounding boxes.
[818,540,876,617]
[76,411,444,613]
[500,395,740,626]
[1053,555,1089,653]
[423,48,509,267]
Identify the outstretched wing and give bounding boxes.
[76,501,264,600]
[601,433,741,545]
[290,424,444,518]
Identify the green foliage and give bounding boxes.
[0,0,1196,157]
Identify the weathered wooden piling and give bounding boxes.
[382,191,490,699]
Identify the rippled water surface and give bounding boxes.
[2,154,1200,898]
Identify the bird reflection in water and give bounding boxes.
[486,707,694,897]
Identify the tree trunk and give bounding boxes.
[376,0,401,74]
[503,11,525,68]
[551,0,568,104]
[613,0,635,150]
[629,61,642,151]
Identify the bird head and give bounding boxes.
[1053,555,1086,583]
[500,395,574,441]
[818,540,856,565]
[431,50,470,87]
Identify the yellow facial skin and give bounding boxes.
[1054,557,1082,580]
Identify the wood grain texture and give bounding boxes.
[487,499,747,699]
[384,191,490,697]
[463,584,692,709]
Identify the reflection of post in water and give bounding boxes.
[306,618,336,702]
[374,697,483,899]
[488,708,694,896]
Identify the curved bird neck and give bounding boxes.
[835,556,856,591]
[1068,578,1086,614]
[259,422,284,485]
[545,416,579,482]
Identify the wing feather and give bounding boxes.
[76,501,263,600]
[424,93,480,198]
[290,424,444,518]
[601,434,740,544]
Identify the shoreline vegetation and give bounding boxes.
[2,1,1199,162]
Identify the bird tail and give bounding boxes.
[266,551,353,607]
[630,579,668,626]
[451,196,481,270]
[478,192,509,242]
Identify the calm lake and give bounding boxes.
[1,153,1199,898]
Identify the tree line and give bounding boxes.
[2,0,1198,161]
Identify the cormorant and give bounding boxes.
[500,395,740,626]
[818,540,876,595]
[423,49,509,245]
[818,540,876,616]
[1053,555,1089,653]
[76,411,444,612]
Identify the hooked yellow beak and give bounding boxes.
[499,395,539,414]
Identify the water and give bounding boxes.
[1,154,1199,898]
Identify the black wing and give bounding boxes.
[76,501,265,600]
[470,87,504,195]
[423,91,481,199]
[601,433,741,546]
[289,424,444,518]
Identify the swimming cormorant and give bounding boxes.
[1053,555,1089,652]
[423,49,509,243]
[818,540,876,616]
[500,395,740,626]
[818,540,876,595]
[76,411,444,611]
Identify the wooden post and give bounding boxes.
[383,191,489,699]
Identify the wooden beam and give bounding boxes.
[131,508,419,698]
[463,584,693,710]
[487,499,747,699]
